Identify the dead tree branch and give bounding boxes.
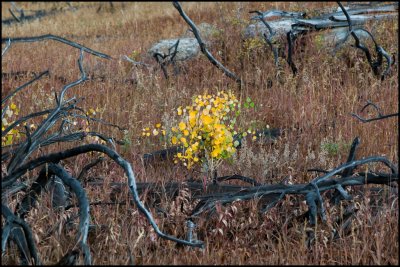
[2,143,204,248]
[173,1,242,85]
[2,38,11,56]
[1,70,49,109]
[1,204,41,265]
[351,100,399,123]
[1,34,111,59]
[337,1,393,80]
[249,11,279,66]
[2,32,204,264]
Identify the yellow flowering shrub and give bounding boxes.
[171,91,241,170]
[143,91,251,172]
[141,90,270,177]
[1,102,26,146]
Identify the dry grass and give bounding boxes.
[1,2,398,265]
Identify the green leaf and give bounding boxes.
[6,135,13,145]
[246,97,252,103]
[250,102,255,108]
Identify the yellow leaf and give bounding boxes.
[201,115,213,125]
[179,122,186,131]
[171,136,178,144]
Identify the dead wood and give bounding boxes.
[173,1,242,86]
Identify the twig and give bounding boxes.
[1,70,50,116]
[121,55,151,67]
[2,38,11,56]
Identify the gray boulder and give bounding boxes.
[147,38,200,62]
[147,23,221,62]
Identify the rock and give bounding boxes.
[147,23,221,62]
[147,37,200,62]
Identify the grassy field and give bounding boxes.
[1,2,398,265]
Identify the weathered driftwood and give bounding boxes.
[245,3,398,39]
[246,2,396,78]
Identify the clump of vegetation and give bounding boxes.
[1,1,398,265]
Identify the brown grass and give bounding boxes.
[1,2,398,265]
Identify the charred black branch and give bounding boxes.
[173,1,242,85]
[78,157,105,181]
[249,11,279,66]
[1,34,111,59]
[45,163,91,265]
[1,70,49,110]
[286,31,298,74]
[351,100,399,123]
[2,143,204,248]
[1,204,41,265]
[16,167,53,218]
[6,49,87,173]
[337,1,393,80]
[189,156,397,222]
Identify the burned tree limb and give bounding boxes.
[6,49,88,173]
[173,1,242,85]
[78,157,105,181]
[216,174,262,186]
[1,70,50,117]
[15,167,54,218]
[2,38,11,56]
[1,34,111,59]
[1,204,41,265]
[286,31,298,75]
[337,1,393,80]
[188,155,397,223]
[351,100,399,123]
[249,11,279,66]
[45,163,91,265]
[352,112,398,123]
[2,143,204,248]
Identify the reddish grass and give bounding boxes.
[1,2,398,265]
